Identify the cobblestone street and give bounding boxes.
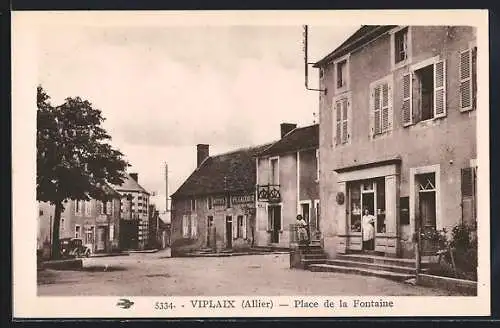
[37,252,462,296]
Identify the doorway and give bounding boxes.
[268,205,281,243]
[207,216,214,248]
[225,216,232,249]
[96,226,107,252]
[361,183,375,251]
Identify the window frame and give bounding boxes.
[390,26,412,71]
[74,224,81,239]
[269,156,280,185]
[409,164,441,232]
[333,54,350,94]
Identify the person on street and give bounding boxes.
[362,208,375,250]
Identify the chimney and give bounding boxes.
[197,144,209,168]
[130,173,138,182]
[280,123,297,138]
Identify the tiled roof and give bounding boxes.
[258,124,318,157]
[314,25,396,67]
[112,173,150,195]
[171,143,273,199]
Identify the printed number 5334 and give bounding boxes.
[155,302,175,310]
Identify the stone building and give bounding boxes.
[314,25,477,258]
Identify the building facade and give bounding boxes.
[315,26,477,258]
[170,143,271,255]
[255,123,320,248]
[112,173,151,250]
[37,184,122,254]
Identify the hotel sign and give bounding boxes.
[231,194,254,205]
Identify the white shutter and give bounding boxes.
[191,214,197,237]
[106,201,112,215]
[459,49,473,111]
[434,59,446,118]
[341,98,348,143]
[381,83,390,131]
[335,101,341,145]
[243,215,248,239]
[374,85,381,135]
[182,215,189,237]
[387,81,393,131]
[402,73,413,126]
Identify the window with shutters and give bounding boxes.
[334,96,350,146]
[190,198,196,211]
[85,200,91,216]
[459,47,477,112]
[207,196,213,210]
[403,57,446,126]
[370,76,393,136]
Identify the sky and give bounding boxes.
[38,24,359,211]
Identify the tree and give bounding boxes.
[37,86,129,259]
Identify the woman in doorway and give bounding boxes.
[362,208,375,250]
[296,214,308,245]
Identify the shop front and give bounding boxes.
[335,159,401,257]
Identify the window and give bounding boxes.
[402,57,446,126]
[85,226,95,245]
[270,157,279,185]
[182,215,189,237]
[336,60,347,89]
[394,28,408,64]
[371,78,393,136]
[109,224,114,241]
[416,172,437,228]
[191,198,196,211]
[75,225,81,238]
[39,210,43,216]
[84,200,91,216]
[100,201,105,215]
[334,97,350,145]
[348,178,385,233]
[300,202,310,224]
[190,215,198,238]
[74,200,83,215]
[459,47,477,112]
[226,194,231,208]
[207,196,213,210]
[60,218,65,234]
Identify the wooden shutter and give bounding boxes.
[106,201,112,215]
[182,215,189,237]
[335,101,341,145]
[341,98,348,143]
[459,49,473,111]
[382,83,390,131]
[374,85,381,135]
[472,47,477,110]
[402,73,412,126]
[267,208,273,231]
[191,214,197,237]
[461,167,477,224]
[434,59,446,118]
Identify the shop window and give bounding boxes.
[348,178,386,233]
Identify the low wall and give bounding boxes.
[41,259,83,270]
[417,274,477,296]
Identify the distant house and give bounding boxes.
[112,173,151,250]
[170,143,272,255]
[37,183,122,255]
[255,123,320,248]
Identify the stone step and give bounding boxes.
[300,258,327,267]
[308,263,414,282]
[338,253,430,269]
[327,259,417,275]
[302,253,328,259]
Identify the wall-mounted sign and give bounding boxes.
[336,192,345,205]
[232,194,254,205]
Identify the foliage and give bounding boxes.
[37,86,129,258]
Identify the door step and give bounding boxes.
[308,263,414,282]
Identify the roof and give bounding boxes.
[111,173,150,195]
[314,25,396,67]
[258,124,318,157]
[100,183,121,199]
[171,143,273,199]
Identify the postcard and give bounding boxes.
[12,9,490,318]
